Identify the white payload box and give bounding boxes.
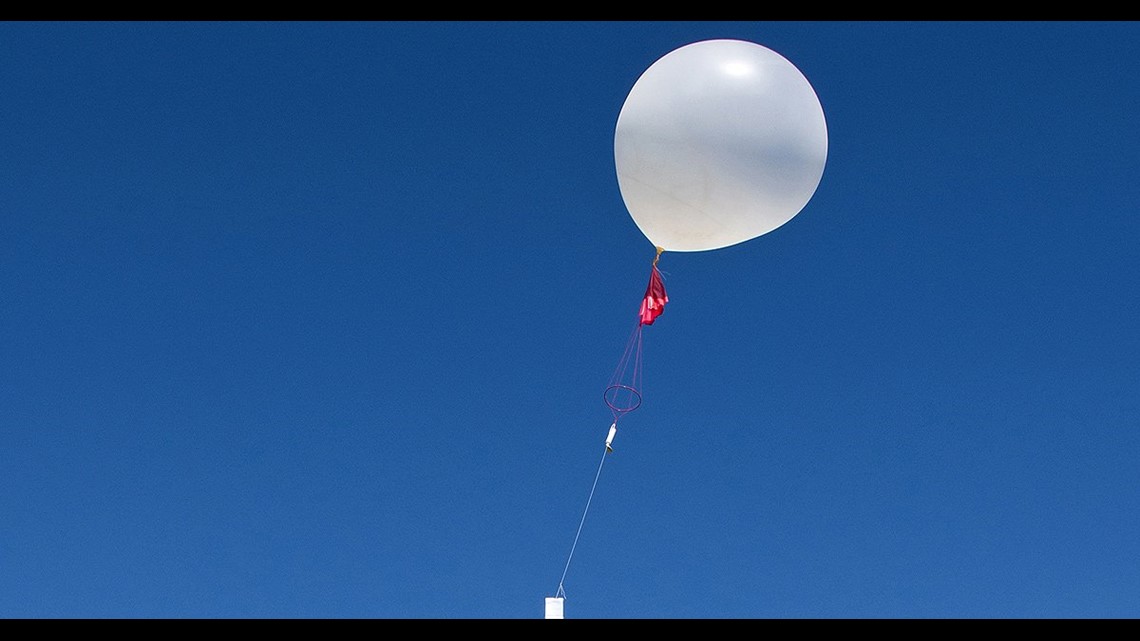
[544,596,564,619]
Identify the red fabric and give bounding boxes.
[638,265,668,326]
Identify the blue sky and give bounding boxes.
[2,21,1138,619]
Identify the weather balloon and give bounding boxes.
[614,39,828,252]
[550,39,829,616]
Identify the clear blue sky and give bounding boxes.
[2,21,1138,619]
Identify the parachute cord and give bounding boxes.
[557,442,610,599]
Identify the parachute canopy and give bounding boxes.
[614,39,828,252]
[638,264,668,326]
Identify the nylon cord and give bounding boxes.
[556,442,610,599]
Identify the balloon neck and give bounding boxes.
[653,246,664,267]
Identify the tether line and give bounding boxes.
[556,443,610,598]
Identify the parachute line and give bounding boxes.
[604,320,645,420]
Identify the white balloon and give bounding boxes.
[614,39,828,252]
